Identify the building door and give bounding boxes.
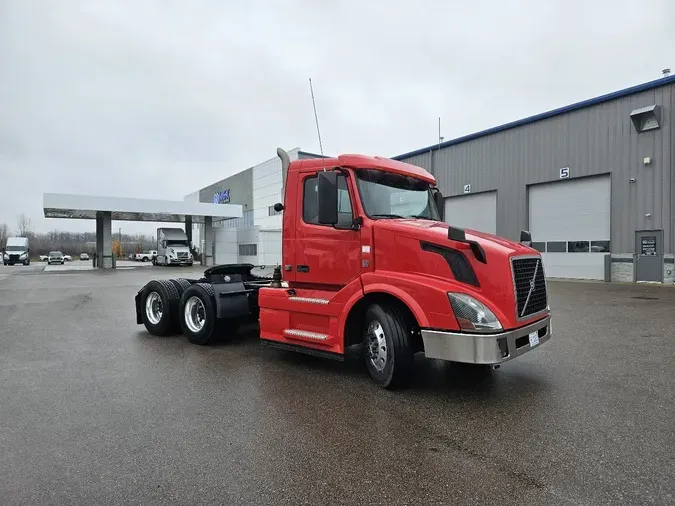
[528,175,611,280]
[444,191,497,234]
[635,230,663,282]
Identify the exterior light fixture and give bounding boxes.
[630,105,661,133]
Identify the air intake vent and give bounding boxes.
[420,242,479,287]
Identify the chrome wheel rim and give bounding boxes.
[185,296,206,333]
[145,291,163,325]
[366,320,388,372]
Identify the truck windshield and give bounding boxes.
[355,169,440,220]
[167,240,187,246]
[6,246,26,251]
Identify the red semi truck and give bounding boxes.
[135,148,552,388]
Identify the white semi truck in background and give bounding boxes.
[155,227,193,266]
[3,237,30,266]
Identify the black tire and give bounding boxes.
[142,257,148,262]
[169,278,192,297]
[140,279,180,336]
[179,283,219,345]
[363,303,415,389]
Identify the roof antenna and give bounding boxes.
[308,78,326,169]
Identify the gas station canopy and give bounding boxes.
[43,193,242,223]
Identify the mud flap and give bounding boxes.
[135,289,144,324]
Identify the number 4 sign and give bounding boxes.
[559,167,570,179]
[463,184,471,194]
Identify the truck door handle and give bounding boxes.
[297,265,309,273]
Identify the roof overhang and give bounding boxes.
[43,193,242,223]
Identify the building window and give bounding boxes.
[268,205,282,216]
[546,241,567,253]
[591,240,610,253]
[531,242,546,252]
[567,241,590,253]
[238,244,257,256]
[302,174,353,227]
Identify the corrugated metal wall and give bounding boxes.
[397,83,674,254]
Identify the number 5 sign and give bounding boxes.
[559,167,570,179]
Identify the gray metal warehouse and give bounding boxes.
[188,74,675,284]
[394,74,675,283]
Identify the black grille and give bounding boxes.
[420,242,479,287]
[512,257,547,318]
[9,254,20,260]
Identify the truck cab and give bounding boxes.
[135,148,551,390]
[257,150,551,387]
[156,228,193,266]
[3,237,30,266]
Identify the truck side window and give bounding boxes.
[303,174,353,228]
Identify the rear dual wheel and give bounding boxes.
[140,278,193,336]
[178,283,239,345]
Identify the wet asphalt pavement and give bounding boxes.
[0,264,674,505]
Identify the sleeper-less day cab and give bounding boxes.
[135,149,551,388]
[3,237,30,266]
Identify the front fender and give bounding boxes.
[359,271,463,331]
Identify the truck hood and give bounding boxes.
[374,218,533,257]
[371,219,544,329]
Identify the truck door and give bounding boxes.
[294,170,361,288]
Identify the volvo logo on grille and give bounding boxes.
[529,278,535,290]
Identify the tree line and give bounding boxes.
[1,214,157,257]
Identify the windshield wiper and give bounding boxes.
[409,214,435,221]
[370,213,406,219]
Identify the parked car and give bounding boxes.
[63,255,72,262]
[80,253,90,261]
[39,255,48,262]
[135,251,157,262]
[48,251,65,265]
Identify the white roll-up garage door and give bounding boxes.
[444,191,497,235]
[528,175,611,280]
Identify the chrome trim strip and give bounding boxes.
[421,314,551,365]
[288,296,330,305]
[283,329,329,340]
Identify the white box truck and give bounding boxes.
[3,237,30,266]
[155,228,193,266]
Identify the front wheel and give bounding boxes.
[363,303,415,389]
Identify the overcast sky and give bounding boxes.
[1,0,673,235]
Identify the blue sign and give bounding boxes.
[213,189,231,204]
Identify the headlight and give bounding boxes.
[20,253,27,258]
[3,253,8,259]
[448,293,502,332]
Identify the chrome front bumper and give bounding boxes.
[420,314,551,365]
